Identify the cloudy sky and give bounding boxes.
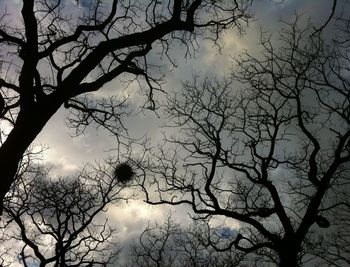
[1,0,341,264]
[36,0,336,172]
[32,0,338,251]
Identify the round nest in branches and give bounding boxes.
[114,162,134,183]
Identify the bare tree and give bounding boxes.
[0,159,131,266]
[137,16,350,267]
[0,0,251,213]
[127,213,243,267]
[129,214,179,267]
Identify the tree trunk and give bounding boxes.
[279,254,299,267]
[278,240,301,267]
[0,98,62,214]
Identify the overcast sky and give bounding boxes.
[33,0,337,240]
[11,0,339,263]
[36,0,336,171]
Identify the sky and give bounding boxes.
[35,0,337,256]
[36,0,337,173]
[0,0,342,265]
[34,0,339,263]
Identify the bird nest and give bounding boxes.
[114,162,134,183]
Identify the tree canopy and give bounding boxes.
[136,15,350,266]
[0,0,251,213]
[1,1,349,266]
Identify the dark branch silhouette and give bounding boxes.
[126,213,243,267]
[0,158,131,266]
[136,16,350,267]
[310,0,337,37]
[0,0,251,214]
